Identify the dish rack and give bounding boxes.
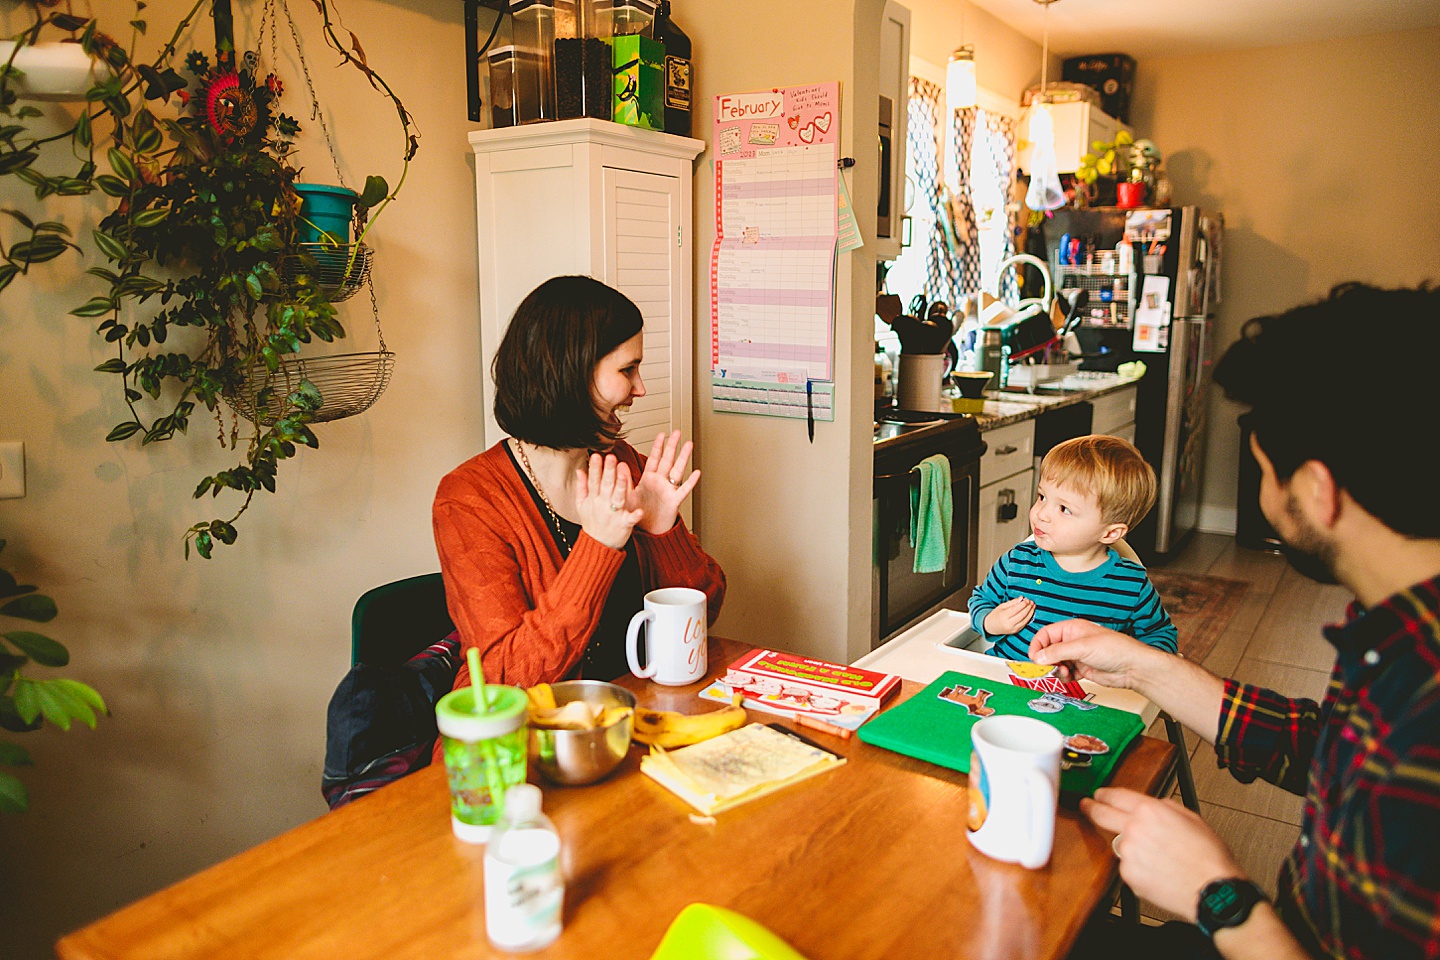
[1055,263,1135,328]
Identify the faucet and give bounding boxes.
[993,253,1053,315]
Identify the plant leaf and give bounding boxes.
[2,632,68,667]
[105,422,144,442]
[94,358,127,374]
[0,264,17,293]
[0,594,57,623]
[92,230,128,261]
[0,742,33,767]
[0,770,27,813]
[358,175,388,208]
[72,297,118,318]
[106,147,137,183]
[55,679,105,717]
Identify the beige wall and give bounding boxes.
[905,0,1051,100]
[1130,26,1440,529]
[685,0,880,668]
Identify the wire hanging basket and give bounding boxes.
[227,349,395,426]
[287,241,373,302]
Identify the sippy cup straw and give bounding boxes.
[467,647,494,712]
[467,647,508,816]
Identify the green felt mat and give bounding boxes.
[857,670,1144,796]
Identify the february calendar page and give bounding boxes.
[709,82,839,421]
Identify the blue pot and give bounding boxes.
[294,183,358,245]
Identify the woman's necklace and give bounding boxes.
[513,440,571,555]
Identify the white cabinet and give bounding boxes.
[1090,385,1138,438]
[976,420,1036,581]
[469,119,705,452]
[875,1,911,261]
[1017,101,1131,175]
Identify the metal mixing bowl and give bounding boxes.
[530,680,636,786]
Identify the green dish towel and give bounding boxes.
[909,453,951,574]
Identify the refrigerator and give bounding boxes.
[1043,206,1223,562]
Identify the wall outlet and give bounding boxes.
[0,442,25,499]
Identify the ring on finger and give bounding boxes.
[609,503,621,512]
[1111,834,1122,857]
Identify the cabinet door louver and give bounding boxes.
[603,167,685,445]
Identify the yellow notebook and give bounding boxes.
[640,723,846,815]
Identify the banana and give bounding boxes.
[631,693,747,748]
[526,683,557,713]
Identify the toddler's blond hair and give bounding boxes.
[1039,434,1156,530]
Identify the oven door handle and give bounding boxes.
[874,453,973,485]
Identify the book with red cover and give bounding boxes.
[722,649,901,705]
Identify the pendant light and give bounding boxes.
[1024,0,1065,211]
[943,2,976,192]
[946,45,977,111]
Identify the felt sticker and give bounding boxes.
[1010,673,1088,700]
[938,684,997,717]
[1061,733,1111,770]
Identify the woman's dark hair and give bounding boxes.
[492,275,644,450]
[1212,281,1439,539]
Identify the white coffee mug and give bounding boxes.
[966,715,1063,869]
[625,587,707,686]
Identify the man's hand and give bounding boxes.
[1083,787,1246,922]
[984,597,1036,635]
[1028,618,1148,688]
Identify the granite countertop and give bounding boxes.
[972,372,1142,431]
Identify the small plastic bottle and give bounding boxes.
[484,784,564,952]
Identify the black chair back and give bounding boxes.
[350,572,454,666]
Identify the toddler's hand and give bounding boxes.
[984,597,1036,635]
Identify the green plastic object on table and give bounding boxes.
[649,904,812,960]
[857,670,1144,796]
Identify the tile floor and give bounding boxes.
[1134,532,1353,922]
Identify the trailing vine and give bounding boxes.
[0,0,418,558]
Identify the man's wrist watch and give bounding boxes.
[1196,878,1266,938]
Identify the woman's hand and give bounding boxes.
[984,597,1036,635]
[628,431,701,536]
[1084,787,1246,922]
[574,453,644,550]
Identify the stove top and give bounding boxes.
[872,403,983,455]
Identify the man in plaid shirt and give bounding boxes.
[1039,283,1440,959]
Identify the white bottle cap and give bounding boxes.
[505,783,542,822]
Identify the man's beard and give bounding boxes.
[1278,491,1339,585]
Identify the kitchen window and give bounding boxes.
[880,70,1020,352]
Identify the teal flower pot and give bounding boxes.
[294,183,359,245]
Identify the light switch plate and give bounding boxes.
[0,442,25,499]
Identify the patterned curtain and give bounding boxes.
[980,109,1020,303]
[906,77,962,309]
[949,107,982,296]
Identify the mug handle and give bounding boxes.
[626,610,656,679]
[1019,769,1057,870]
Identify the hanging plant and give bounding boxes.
[0,0,419,558]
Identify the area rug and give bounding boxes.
[1148,571,1250,664]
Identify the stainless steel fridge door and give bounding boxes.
[1156,317,1209,553]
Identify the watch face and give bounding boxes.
[1203,883,1243,922]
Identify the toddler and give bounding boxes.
[969,434,1177,661]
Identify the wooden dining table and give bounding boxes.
[56,637,1177,960]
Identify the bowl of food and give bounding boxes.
[527,680,636,786]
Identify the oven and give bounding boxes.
[871,415,986,648]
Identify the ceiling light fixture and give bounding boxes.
[1025,0,1066,211]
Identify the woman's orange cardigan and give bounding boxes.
[432,439,726,698]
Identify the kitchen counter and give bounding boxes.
[973,371,1142,431]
